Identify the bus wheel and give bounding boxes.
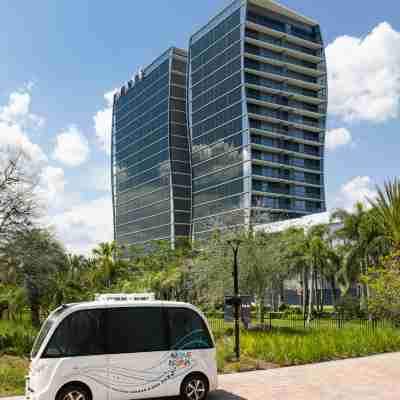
[56,384,91,400]
[180,373,209,400]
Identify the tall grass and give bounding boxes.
[217,326,400,368]
[0,356,29,396]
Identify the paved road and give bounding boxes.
[3,353,399,400]
[210,353,400,400]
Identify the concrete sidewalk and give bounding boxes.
[3,353,400,400]
[210,352,400,399]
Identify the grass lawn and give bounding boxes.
[0,355,29,396]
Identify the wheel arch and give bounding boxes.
[180,371,210,392]
[55,381,93,400]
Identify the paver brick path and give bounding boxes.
[210,352,400,400]
[2,353,399,400]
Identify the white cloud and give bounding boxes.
[0,91,30,122]
[0,89,45,129]
[53,125,90,166]
[90,166,111,192]
[326,22,400,123]
[335,176,377,211]
[94,89,118,155]
[0,121,47,163]
[0,87,46,162]
[326,128,352,151]
[36,166,66,208]
[46,196,113,255]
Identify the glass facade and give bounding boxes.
[112,47,191,248]
[112,0,327,246]
[189,3,250,240]
[188,0,327,241]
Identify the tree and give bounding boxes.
[0,150,40,243]
[331,203,387,310]
[1,228,68,327]
[52,254,91,306]
[369,178,400,250]
[91,241,127,289]
[362,250,400,323]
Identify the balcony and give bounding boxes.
[244,59,324,92]
[250,119,323,146]
[244,41,324,79]
[246,13,322,49]
[245,22,323,64]
[253,183,323,202]
[245,73,326,107]
[251,136,321,160]
[246,89,325,120]
[252,149,321,172]
[247,103,324,132]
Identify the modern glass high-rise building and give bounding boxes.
[188,0,327,241]
[111,47,191,248]
[112,0,327,248]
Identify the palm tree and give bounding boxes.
[332,203,388,310]
[369,178,400,250]
[303,225,331,324]
[92,242,123,289]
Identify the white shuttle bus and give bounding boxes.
[27,295,217,400]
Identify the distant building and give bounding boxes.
[111,48,191,248]
[188,0,328,242]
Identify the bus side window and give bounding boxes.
[168,308,213,350]
[107,307,169,354]
[43,310,106,358]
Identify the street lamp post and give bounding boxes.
[227,238,242,361]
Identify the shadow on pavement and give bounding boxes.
[209,389,248,399]
[146,391,247,400]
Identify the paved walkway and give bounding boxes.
[2,353,399,400]
[210,353,400,400]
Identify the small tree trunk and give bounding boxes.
[330,275,337,309]
[302,267,309,315]
[307,264,315,325]
[279,280,285,308]
[30,303,40,328]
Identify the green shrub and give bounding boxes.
[0,320,37,356]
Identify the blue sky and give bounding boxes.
[1,0,399,254]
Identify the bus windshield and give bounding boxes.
[30,306,70,358]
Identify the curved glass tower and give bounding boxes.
[112,48,191,249]
[188,0,327,241]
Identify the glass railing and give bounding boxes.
[245,45,322,79]
[286,70,318,84]
[253,167,321,186]
[247,92,324,124]
[245,60,286,76]
[286,56,318,70]
[286,85,321,99]
[289,27,318,43]
[288,100,321,114]
[245,74,283,91]
[250,121,322,143]
[289,116,322,129]
[245,29,321,57]
[253,183,290,195]
[252,149,321,171]
[247,13,286,33]
[249,105,323,130]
